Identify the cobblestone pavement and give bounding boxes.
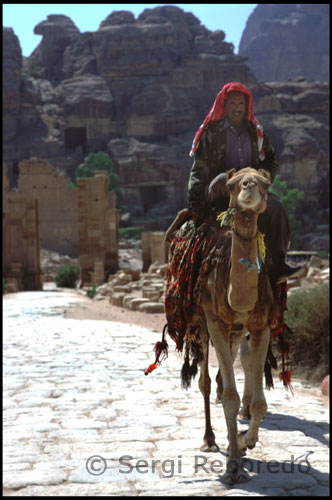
[3,285,329,496]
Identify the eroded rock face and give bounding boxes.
[29,14,80,81]
[253,78,329,250]
[3,28,22,141]
[2,6,330,248]
[239,4,329,82]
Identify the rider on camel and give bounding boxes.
[186,81,303,284]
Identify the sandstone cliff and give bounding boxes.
[239,4,329,82]
[2,5,329,250]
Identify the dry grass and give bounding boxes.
[284,282,329,383]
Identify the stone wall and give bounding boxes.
[17,158,79,257]
[3,190,42,292]
[77,171,119,286]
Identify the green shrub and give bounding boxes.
[86,285,97,299]
[55,265,80,288]
[119,226,144,240]
[285,282,330,382]
[67,177,77,189]
[73,151,124,207]
[3,277,7,295]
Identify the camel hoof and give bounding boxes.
[238,430,257,451]
[200,442,220,452]
[221,459,251,484]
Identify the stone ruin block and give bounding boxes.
[141,231,167,272]
[3,190,42,291]
[77,171,119,286]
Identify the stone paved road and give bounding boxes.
[3,285,329,496]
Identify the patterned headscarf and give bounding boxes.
[189,82,265,160]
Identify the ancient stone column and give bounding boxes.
[3,191,42,291]
[77,171,119,286]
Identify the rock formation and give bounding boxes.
[239,4,329,82]
[2,5,329,250]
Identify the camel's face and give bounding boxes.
[237,173,262,210]
[226,167,271,211]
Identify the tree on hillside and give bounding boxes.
[74,152,123,204]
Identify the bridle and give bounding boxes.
[217,183,268,272]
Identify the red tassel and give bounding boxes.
[279,370,294,395]
[145,363,158,376]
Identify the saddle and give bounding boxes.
[145,209,293,393]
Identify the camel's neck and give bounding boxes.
[228,212,259,313]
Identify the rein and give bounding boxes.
[233,228,259,243]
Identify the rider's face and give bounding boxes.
[225,92,247,126]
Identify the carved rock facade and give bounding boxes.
[2,5,329,250]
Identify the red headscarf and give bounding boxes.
[189,82,265,160]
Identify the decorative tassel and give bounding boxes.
[145,363,158,376]
[181,343,200,390]
[153,339,169,363]
[279,370,294,395]
[264,340,277,389]
[264,359,274,390]
[145,324,169,376]
[216,208,238,228]
[181,356,192,390]
[257,231,266,263]
[268,351,278,370]
[189,358,199,379]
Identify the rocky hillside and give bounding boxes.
[2,5,329,248]
[239,4,329,82]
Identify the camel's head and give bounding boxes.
[226,167,271,212]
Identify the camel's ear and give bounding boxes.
[226,169,237,181]
[256,169,271,188]
[258,169,271,181]
[226,169,238,189]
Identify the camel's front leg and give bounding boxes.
[215,327,244,404]
[239,334,251,419]
[198,328,219,452]
[238,326,270,452]
[205,316,249,484]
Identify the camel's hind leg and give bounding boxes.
[198,328,219,452]
[238,326,270,452]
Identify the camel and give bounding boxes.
[146,167,279,484]
[196,167,277,484]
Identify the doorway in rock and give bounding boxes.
[139,183,167,213]
[65,127,87,153]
